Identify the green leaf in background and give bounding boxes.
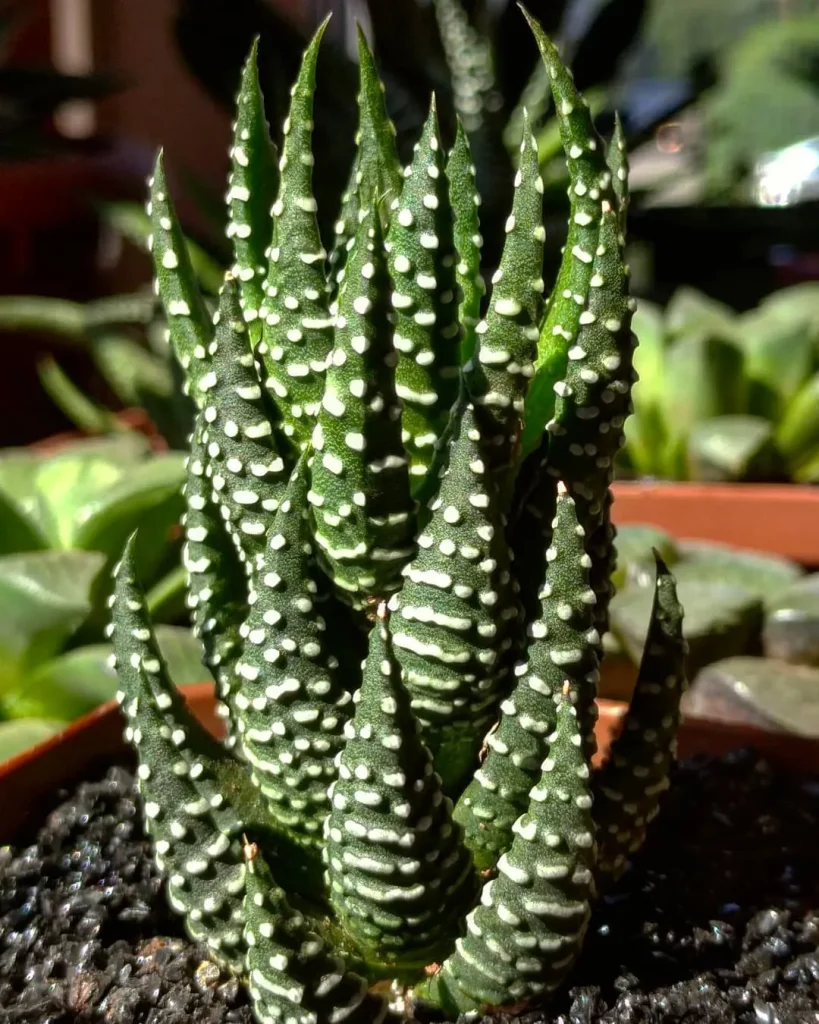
[660,331,746,478]
[0,550,106,689]
[776,371,819,469]
[29,435,150,548]
[2,625,207,723]
[0,449,45,520]
[664,286,738,340]
[0,292,157,345]
[37,356,126,437]
[759,281,819,322]
[0,719,64,765]
[624,299,668,476]
[611,523,679,593]
[687,415,785,483]
[738,308,815,422]
[793,446,819,484]
[33,451,126,548]
[0,296,86,343]
[91,334,174,409]
[99,199,225,295]
[90,333,196,451]
[672,540,803,608]
[147,564,189,623]
[611,578,763,680]
[0,488,48,556]
[73,453,186,564]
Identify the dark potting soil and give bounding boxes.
[1,751,818,1024]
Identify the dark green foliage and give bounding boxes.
[392,399,519,793]
[203,278,291,574]
[325,604,474,969]
[387,99,461,483]
[454,484,599,869]
[447,120,485,366]
[183,415,247,743]
[227,40,279,335]
[257,21,335,451]
[593,554,687,882]
[310,206,416,607]
[111,11,688,1022]
[420,688,596,1014]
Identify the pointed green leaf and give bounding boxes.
[310,203,416,606]
[455,484,599,870]
[227,40,279,333]
[328,28,403,290]
[328,151,363,293]
[110,535,263,971]
[609,113,629,235]
[148,152,214,402]
[183,414,247,740]
[233,457,352,847]
[540,203,637,632]
[325,605,474,969]
[421,691,595,1014]
[387,99,461,483]
[243,843,390,1024]
[447,119,485,365]
[624,299,668,477]
[258,20,334,450]
[204,276,291,572]
[521,10,614,457]
[392,400,519,792]
[469,113,545,488]
[593,554,687,883]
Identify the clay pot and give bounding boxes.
[2,683,818,844]
[612,481,819,567]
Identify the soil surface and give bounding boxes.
[1,750,818,1023]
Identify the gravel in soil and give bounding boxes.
[1,750,818,1024]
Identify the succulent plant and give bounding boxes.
[0,272,198,452]
[0,434,206,764]
[109,9,689,1019]
[622,283,819,483]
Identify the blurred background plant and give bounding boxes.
[621,283,819,483]
[0,432,205,762]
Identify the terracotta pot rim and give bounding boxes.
[611,480,819,566]
[613,480,819,495]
